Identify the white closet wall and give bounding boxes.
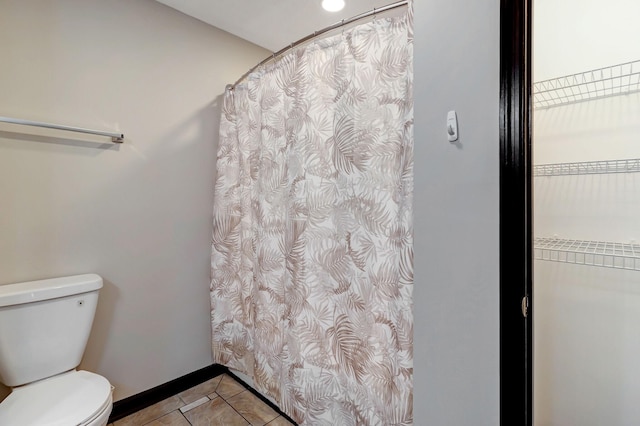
[534,0,640,425]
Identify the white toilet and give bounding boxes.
[0,274,113,425]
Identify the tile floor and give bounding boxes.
[110,374,295,426]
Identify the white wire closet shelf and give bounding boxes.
[534,158,640,176]
[534,237,640,271]
[533,60,640,109]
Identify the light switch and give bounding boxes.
[447,110,458,142]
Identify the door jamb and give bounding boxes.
[499,0,533,424]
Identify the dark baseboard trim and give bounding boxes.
[224,368,298,426]
[108,363,298,425]
[108,364,226,422]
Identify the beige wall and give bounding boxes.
[0,0,268,401]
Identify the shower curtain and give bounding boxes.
[211,8,413,426]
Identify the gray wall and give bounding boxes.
[413,0,500,424]
[0,0,268,401]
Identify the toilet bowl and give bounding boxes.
[0,274,113,425]
[0,370,113,426]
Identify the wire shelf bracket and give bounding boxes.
[533,60,640,109]
[534,237,640,271]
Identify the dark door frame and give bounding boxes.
[499,0,532,424]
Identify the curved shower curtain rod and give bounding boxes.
[226,0,409,91]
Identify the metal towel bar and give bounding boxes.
[0,116,124,143]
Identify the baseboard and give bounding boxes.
[108,363,226,422]
[108,363,298,425]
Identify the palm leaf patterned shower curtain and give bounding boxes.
[211,7,413,425]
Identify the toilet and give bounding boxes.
[0,274,113,425]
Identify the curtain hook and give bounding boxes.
[341,19,345,37]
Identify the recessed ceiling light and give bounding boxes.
[322,0,345,12]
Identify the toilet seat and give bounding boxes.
[0,369,112,426]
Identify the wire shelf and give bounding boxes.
[534,158,640,176]
[534,237,640,271]
[533,60,640,109]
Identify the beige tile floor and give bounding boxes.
[110,374,295,426]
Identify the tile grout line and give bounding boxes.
[228,399,253,426]
[223,370,297,425]
[181,408,194,426]
[125,373,289,426]
[214,376,253,425]
[136,391,212,425]
[224,389,281,426]
[133,397,187,426]
[176,375,224,425]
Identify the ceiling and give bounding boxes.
[155,0,391,52]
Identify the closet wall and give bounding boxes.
[0,0,268,401]
[534,0,640,424]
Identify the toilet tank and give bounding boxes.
[0,274,102,387]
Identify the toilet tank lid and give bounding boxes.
[0,274,103,307]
